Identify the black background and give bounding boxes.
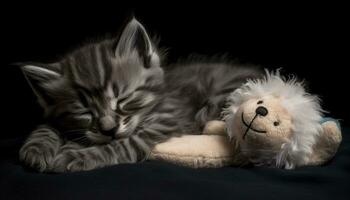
[1,4,350,200]
[0,3,348,139]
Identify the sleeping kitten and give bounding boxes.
[19,18,262,172]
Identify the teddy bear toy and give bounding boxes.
[150,71,342,169]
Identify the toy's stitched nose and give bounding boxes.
[256,106,268,116]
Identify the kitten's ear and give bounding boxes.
[21,64,62,108]
[115,18,159,68]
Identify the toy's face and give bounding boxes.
[233,95,293,165]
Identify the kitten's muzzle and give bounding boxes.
[99,116,118,137]
[100,127,118,137]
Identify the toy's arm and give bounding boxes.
[149,134,236,168]
[149,120,237,168]
[203,120,226,135]
[308,119,342,166]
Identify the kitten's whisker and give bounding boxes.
[240,149,278,154]
[63,129,87,133]
[71,135,87,142]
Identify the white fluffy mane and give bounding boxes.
[224,69,324,169]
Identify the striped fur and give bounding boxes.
[19,125,62,172]
[19,19,262,172]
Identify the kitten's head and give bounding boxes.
[21,19,163,144]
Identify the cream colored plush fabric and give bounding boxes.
[309,121,343,165]
[149,120,342,168]
[150,135,237,168]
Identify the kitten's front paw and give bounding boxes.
[19,145,55,172]
[52,150,97,172]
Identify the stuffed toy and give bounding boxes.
[150,71,342,169]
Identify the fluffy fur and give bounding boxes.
[223,70,324,169]
[19,18,263,172]
[19,19,170,172]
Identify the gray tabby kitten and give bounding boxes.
[19,19,262,172]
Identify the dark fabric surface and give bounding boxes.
[1,128,349,200]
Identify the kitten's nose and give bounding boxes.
[255,106,268,116]
[101,127,117,137]
[99,116,117,136]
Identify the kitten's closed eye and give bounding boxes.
[118,92,155,114]
[78,91,89,107]
[69,112,93,126]
[54,110,93,134]
[118,94,133,103]
[115,94,133,114]
[122,99,147,112]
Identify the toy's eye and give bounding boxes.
[273,121,280,126]
[257,100,263,104]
